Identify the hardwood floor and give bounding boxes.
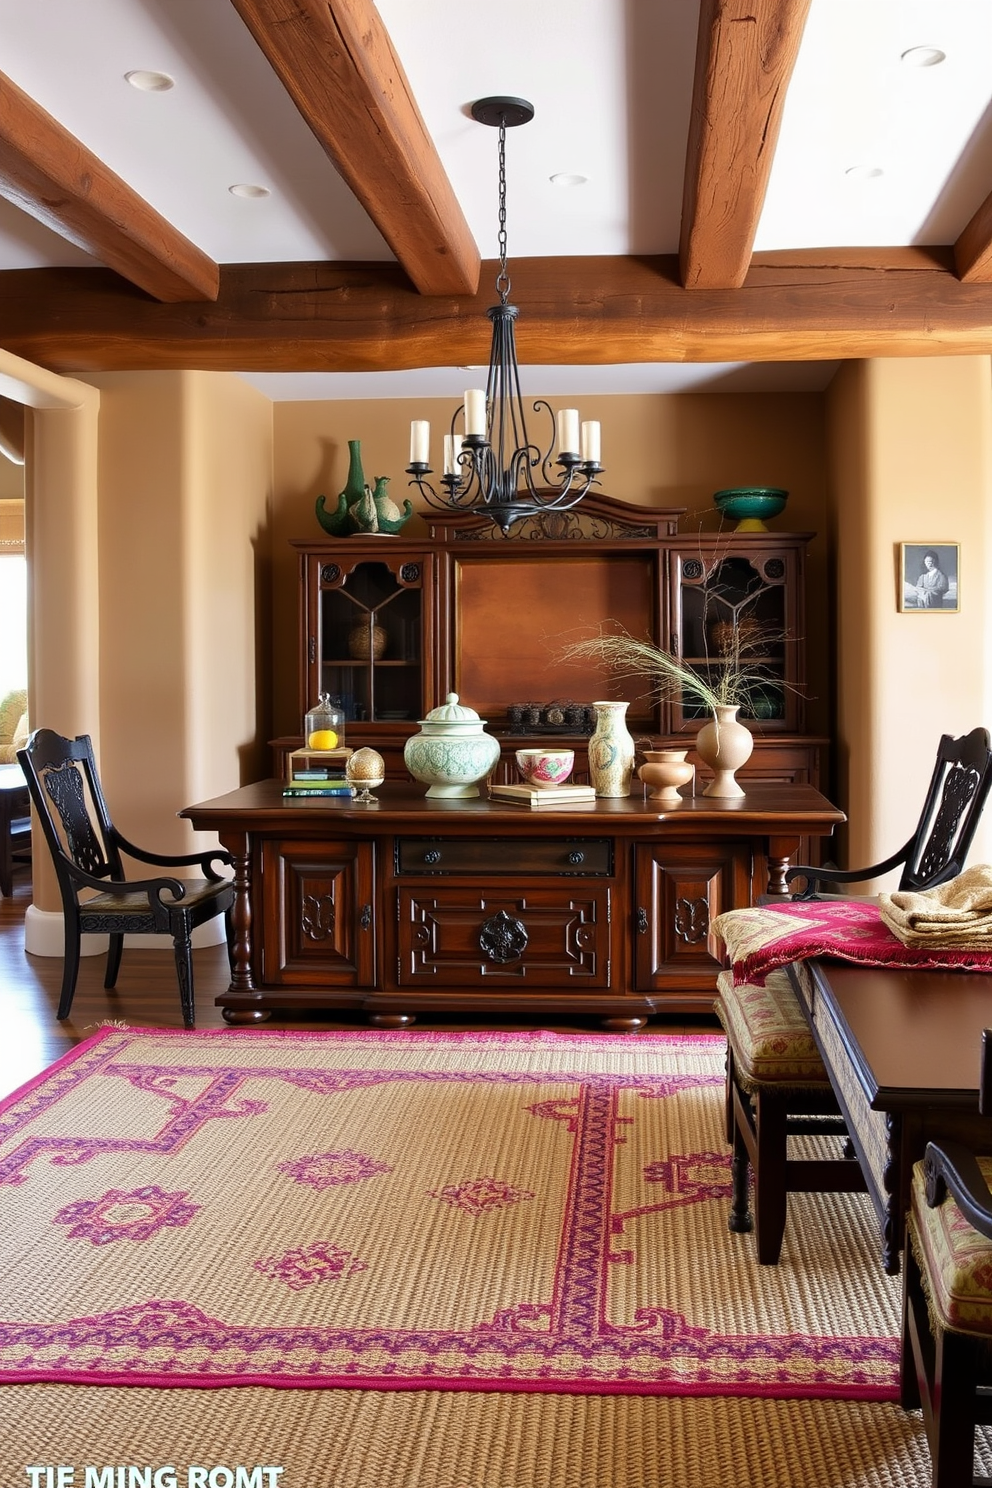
[0,860,720,1099]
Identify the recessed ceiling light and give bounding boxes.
[125,70,175,92]
[229,183,271,199]
[550,173,588,188]
[845,165,884,182]
[901,46,946,67]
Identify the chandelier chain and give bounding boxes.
[405,95,602,533]
[496,119,510,304]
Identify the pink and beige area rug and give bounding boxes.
[0,1027,900,1400]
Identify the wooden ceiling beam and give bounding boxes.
[955,189,992,282]
[0,70,219,303]
[228,0,480,297]
[680,0,812,290]
[3,251,992,374]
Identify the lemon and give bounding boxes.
[308,729,338,750]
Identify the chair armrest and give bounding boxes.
[785,841,912,899]
[63,860,189,905]
[924,1140,992,1240]
[111,832,234,881]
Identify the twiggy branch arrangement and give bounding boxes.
[555,612,783,717]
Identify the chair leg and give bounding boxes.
[0,825,12,898]
[929,1328,980,1487]
[753,1091,788,1265]
[56,911,82,1021]
[899,1239,924,1411]
[224,904,235,976]
[729,1090,754,1235]
[172,925,196,1030]
[104,933,124,989]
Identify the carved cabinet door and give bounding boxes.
[632,841,753,997]
[259,837,375,986]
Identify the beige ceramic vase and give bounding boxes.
[587,700,635,798]
[695,705,753,798]
[638,748,694,805]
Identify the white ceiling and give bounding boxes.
[0,0,986,397]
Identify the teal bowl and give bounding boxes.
[714,487,788,530]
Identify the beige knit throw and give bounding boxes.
[879,863,992,947]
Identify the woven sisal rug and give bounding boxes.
[0,1027,899,1399]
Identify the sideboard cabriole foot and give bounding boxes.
[600,1016,648,1034]
[369,1013,417,1028]
[222,1007,271,1024]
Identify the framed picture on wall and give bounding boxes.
[899,543,960,613]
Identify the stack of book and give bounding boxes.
[283,769,355,799]
[488,783,597,808]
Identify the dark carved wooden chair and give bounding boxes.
[902,1030,992,1486]
[18,728,234,1028]
[717,726,992,1265]
[787,726,992,899]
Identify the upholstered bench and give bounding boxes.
[903,1149,992,1485]
[715,965,864,1263]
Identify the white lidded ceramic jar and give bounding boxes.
[403,693,501,798]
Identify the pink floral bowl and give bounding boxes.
[515,749,575,788]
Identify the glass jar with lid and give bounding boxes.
[304,693,346,751]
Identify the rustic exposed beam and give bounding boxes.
[228,0,480,297]
[680,0,812,290]
[0,70,219,303]
[2,251,992,374]
[955,189,992,282]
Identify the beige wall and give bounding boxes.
[828,355,992,880]
[270,391,831,738]
[78,371,273,857]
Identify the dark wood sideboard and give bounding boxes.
[181,780,843,1031]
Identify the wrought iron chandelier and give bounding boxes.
[406,96,603,535]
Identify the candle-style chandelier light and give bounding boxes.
[406,96,603,535]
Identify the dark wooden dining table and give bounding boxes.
[789,958,992,1273]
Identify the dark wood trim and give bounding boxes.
[7,251,992,372]
[680,0,812,289]
[0,69,219,303]
[228,0,480,297]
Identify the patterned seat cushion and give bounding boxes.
[910,1156,992,1336]
[715,965,830,1088]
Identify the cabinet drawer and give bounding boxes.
[395,836,612,876]
[396,885,612,987]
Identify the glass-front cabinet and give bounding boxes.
[288,508,817,788]
[667,536,807,735]
[296,543,436,732]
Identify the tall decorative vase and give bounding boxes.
[315,440,369,536]
[342,439,367,507]
[588,700,635,798]
[695,705,754,798]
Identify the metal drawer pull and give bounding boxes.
[567,850,585,865]
[479,910,528,964]
[360,903,372,931]
[636,907,649,935]
[424,849,442,864]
